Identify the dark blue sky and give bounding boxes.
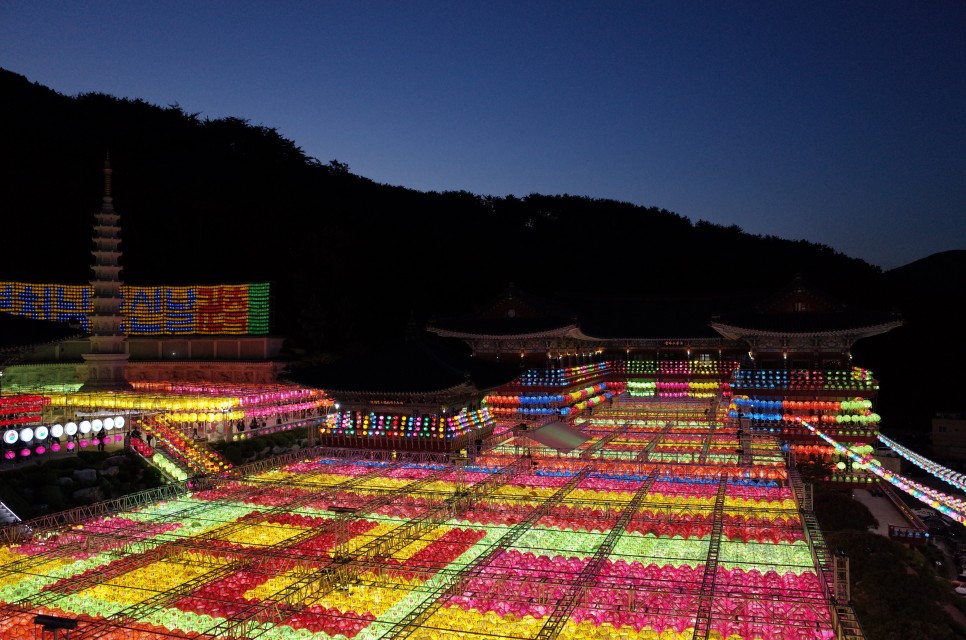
[3,2,964,269]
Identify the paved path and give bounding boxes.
[852,486,911,535]
[854,485,966,588]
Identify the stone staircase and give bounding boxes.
[135,415,232,476]
[0,501,22,527]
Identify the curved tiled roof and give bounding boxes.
[427,282,577,338]
[428,278,903,347]
[710,310,902,337]
[709,276,902,339]
[285,330,520,394]
[428,316,579,338]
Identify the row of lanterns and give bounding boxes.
[2,435,125,459]
[3,416,126,445]
[733,397,873,411]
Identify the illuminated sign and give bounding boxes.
[0,282,270,335]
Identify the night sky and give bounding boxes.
[2,1,964,270]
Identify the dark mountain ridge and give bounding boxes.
[1,67,962,433]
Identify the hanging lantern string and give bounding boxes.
[877,433,966,495]
[801,420,966,525]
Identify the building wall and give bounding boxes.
[932,414,966,462]
[3,360,284,389]
[3,336,288,390]
[13,336,285,362]
[873,453,902,475]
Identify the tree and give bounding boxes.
[814,488,878,532]
[327,159,350,174]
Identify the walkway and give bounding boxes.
[852,486,910,536]
[855,483,966,589]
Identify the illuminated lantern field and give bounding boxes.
[0,398,836,639]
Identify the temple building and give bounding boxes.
[0,161,319,472]
[0,162,931,640]
[0,159,289,393]
[0,163,903,480]
[427,279,902,483]
[709,277,902,478]
[287,320,520,453]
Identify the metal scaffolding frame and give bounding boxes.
[0,401,842,640]
[0,483,190,545]
[692,476,729,640]
[533,472,658,639]
[387,467,595,639]
[580,421,631,459]
[788,458,865,640]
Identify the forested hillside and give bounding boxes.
[1,67,962,435]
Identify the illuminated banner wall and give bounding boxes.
[0,282,270,335]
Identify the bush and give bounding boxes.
[827,531,966,639]
[222,445,245,466]
[814,488,878,532]
[39,484,66,511]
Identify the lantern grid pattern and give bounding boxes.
[0,399,837,640]
[0,281,271,335]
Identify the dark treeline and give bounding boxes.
[1,68,963,434]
